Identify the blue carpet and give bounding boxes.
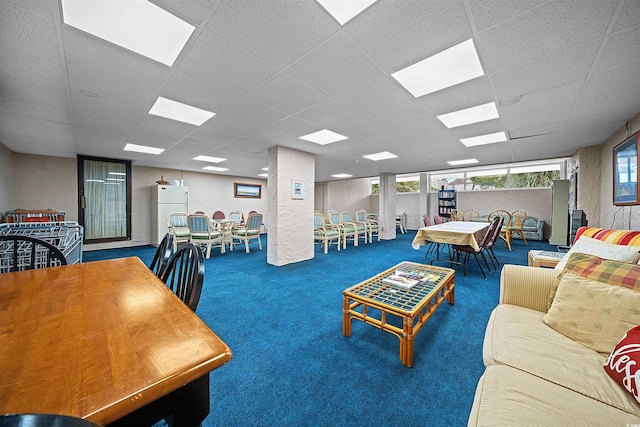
[84,232,555,426]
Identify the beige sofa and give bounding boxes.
[467,265,640,426]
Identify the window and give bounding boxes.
[509,164,560,188]
[467,168,507,191]
[430,172,464,192]
[371,175,420,194]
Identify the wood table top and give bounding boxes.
[0,257,232,425]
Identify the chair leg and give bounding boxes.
[473,254,487,280]
[257,236,262,251]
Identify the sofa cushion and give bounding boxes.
[604,325,640,407]
[549,253,640,309]
[468,365,640,426]
[543,272,640,353]
[574,227,640,246]
[484,304,640,416]
[554,236,640,270]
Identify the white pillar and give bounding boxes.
[419,172,430,225]
[378,173,396,240]
[267,146,315,266]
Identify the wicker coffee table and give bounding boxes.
[342,261,455,368]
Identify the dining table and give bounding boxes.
[0,257,232,426]
[411,221,491,275]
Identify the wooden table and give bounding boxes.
[528,249,565,268]
[411,221,491,275]
[342,262,455,368]
[0,257,232,426]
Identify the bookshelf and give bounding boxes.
[438,189,456,221]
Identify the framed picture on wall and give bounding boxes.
[292,179,303,200]
[613,131,639,206]
[234,182,261,199]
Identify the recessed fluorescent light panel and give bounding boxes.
[317,0,377,25]
[149,97,215,126]
[392,39,484,98]
[61,0,195,66]
[299,129,348,145]
[193,155,226,163]
[447,159,479,166]
[460,131,507,147]
[437,102,499,128]
[203,166,229,172]
[363,151,397,161]
[124,143,164,155]
[258,173,268,177]
[332,174,353,178]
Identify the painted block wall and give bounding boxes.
[0,143,14,220]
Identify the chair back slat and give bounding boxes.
[0,235,67,273]
[160,243,204,312]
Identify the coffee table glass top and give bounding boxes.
[344,261,454,312]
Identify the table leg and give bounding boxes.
[402,316,414,368]
[342,295,352,337]
[446,280,455,305]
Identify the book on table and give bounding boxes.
[536,250,565,258]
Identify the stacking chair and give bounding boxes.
[314,210,341,254]
[450,209,464,221]
[451,217,498,279]
[396,211,408,234]
[150,232,173,277]
[159,243,204,312]
[342,211,368,244]
[462,209,480,222]
[433,214,443,225]
[231,212,263,253]
[187,213,224,258]
[166,212,191,251]
[0,235,67,272]
[488,209,513,251]
[228,211,243,226]
[484,215,505,269]
[327,210,358,248]
[509,210,528,245]
[356,209,379,242]
[421,214,436,256]
[212,210,225,221]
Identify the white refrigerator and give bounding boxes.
[151,185,189,247]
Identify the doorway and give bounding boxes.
[77,156,132,243]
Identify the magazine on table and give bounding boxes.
[382,270,441,290]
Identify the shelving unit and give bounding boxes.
[437,189,456,222]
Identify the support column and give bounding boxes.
[419,172,430,225]
[378,173,396,240]
[267,146,315,266]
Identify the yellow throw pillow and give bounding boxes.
[543,272,640,354]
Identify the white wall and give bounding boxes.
[322,178,375,214]
[597,112,640,230]
[0,142,14,220]
[11,153,267,250]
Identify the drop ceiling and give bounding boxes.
[1,0,639,182]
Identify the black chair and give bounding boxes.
[149,233,173,277]
[485,215,506,269]
[0,235,67,273]
[451,217,499,280]
[159,243,204,312]
[0,414,101,427]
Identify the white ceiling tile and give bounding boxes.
[189,127,237,145]
[172,136,226,153]
[153,0,220,25]
[0,112,72,134]
[200,114,262,136]
[74,113,136,136]
[294,99,362,127]
[500,81,583,116]
[581,65,640,99]
[206,0,339,69]
[508,122,566,140]
[345,0,471,73]
[0,97,71,124]
[285,33,383,97]
[611,0,640,32]
[246,73,328,115]
[0,48,66,90]
[128,126,184,147]
[0,1,60,64]
[138,115,198,137]
[5,0,58,19]
[161,72,242,114]
[479,0,616,73]
[418,76,494,117]
[266,116,319,138]
[591,25,640,75]
[332,76,413,116]
[178,29,279,95]
[221,97,288,127]
[468,0,545,31]
[492,41,600,99]
[503,102,573,130]
[1,76,68,111]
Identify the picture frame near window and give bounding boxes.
[613,131,639,206]
[234,182,261,199]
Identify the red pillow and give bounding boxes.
[604,325,640,406]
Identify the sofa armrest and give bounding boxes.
[499,265,561,313]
